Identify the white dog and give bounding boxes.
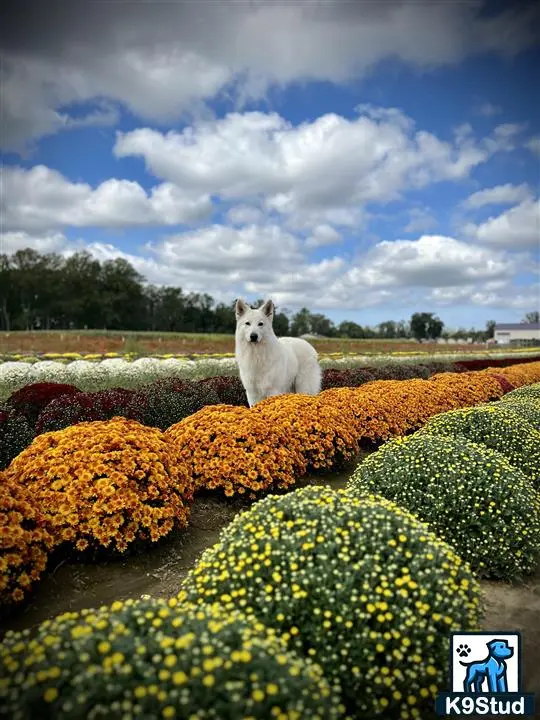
[235,298,322,407]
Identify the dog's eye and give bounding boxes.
[258,322,264,327]
[245,322,251,326]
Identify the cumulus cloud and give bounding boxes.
[483,122,529,153]
[226,205,265,226]
[525,136,540,156]
[305,225,342,249]
[114,108,488,228]
[6,220,522,313]
[0,230,68,255]
[463,183,531,209]
[140,228,518,311]
[2,0,538,150]
[430,285,539,310]
[404,207,438,233]
[464,197,540,250]
[3,165,212,232]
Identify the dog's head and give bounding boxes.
[235,298,274,344]
[487,639,514,661]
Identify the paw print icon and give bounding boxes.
[456,644,471,658]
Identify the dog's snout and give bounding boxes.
[249,333,258,342]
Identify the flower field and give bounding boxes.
[1,361,540,718]
[2,328,531,357]
[1,348,539,402]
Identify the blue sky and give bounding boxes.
[1,0,539,331]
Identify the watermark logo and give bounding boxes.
[435,632,535,716]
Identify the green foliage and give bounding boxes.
[347,433,540,580]
[495,397,540,431]
[129,379,221,430]
[180,486,481,719]
[0,405,34,470]
[409,313,444,343]
[0,597,343,719]
[501,384,540,401]
[418,405,540,486]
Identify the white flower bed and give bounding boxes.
[0,350,539,402]
[0,357,238,401]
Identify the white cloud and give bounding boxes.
[474,101,502,117]
[404,207,438,233]
[0,230,68,255]
[463,183,531,209]
[226,205,265,226]
[310,235,518,310]
[114,108,488,227]
[430,285,539,310]
[5,222,526,313]
[305,225,342,249]
[3,165,212,232]
[2,0,538,150]
[344,235,513,288]
[525,136,540,156]
[484,122,528,153]
[464,197,540,249]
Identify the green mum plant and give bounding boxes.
[347,433,540,580]
[0,597,343,720]
[417,405,540,486]
[179,486,481,720]
[495,397,540,431]
[501,383,540,402]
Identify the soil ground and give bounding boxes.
[0,330,485,356]
[2,466,539,711]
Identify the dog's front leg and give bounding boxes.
[496,671,507,693]
[486,667,499,693]
[245,388,261,407]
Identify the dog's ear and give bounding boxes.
[260,298,274,318]
[235,298,248,319]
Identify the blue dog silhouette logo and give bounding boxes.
[435,632,536,716]
[457,638,514,693]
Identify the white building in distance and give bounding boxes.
[494,322,540,346]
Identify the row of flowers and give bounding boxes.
[1,362,539,611]
[346,384,540,581]
[3,346,539,363]
[0,359,530,469]
[0,381,539,718]
[0,363,474,468]
[2,352,539,403]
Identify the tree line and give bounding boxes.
[1,249,536,341]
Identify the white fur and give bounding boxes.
[235,298,322,407]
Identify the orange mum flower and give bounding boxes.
[252,394,359,471]
[3,417,194,554]
[165,405,305,497]
[0,474,55,606]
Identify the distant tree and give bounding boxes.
[290,308,312,336]
[410,312,444,343]
[522,311,539,324]
[485,320,496,339]
[396,320,410,338]
[452,328,468,342]
[377,320,397,339]
[273,311,289,336]
[212,302,237,334]
[338,321,365,339]
[309,313,335,337]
